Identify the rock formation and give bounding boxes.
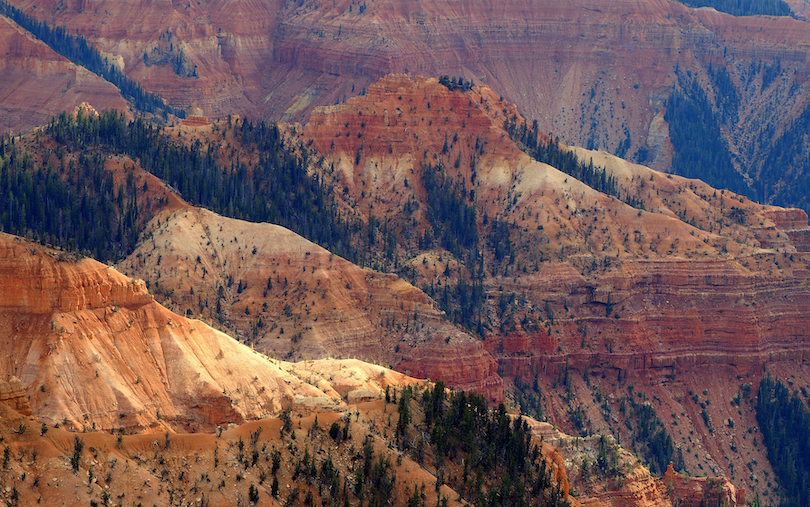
[0,377,32,416]
[116,206,504,402]
[0,232,429,432]
[0,16,128,134]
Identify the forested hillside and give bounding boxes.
[756,376,810,507]
[0,111,361,263]
[663,64,810,214]
[0,120,145,261]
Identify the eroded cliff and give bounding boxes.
[0,233,431,432]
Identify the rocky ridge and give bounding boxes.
[0,233,425,432]
[116,206,504,402]
[0,374,738,507]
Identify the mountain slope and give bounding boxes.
[0,232,425,432]
[116,206,504,402]
[0,16,128,133]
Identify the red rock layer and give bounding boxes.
[0,377,32,416]
[664,464,743,507]
[0,17,129,134]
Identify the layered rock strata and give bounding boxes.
[0,16,128,133]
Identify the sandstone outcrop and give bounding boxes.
[0,377,32,416]
[664,464,745,507]
[0,380,579,507]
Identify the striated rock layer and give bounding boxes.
[302,76,810,372]
[0,16,128,134]
[0,377,32,416]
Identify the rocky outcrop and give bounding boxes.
[0,16,128,134]
[664,464,744,507]
[0,377,32,416]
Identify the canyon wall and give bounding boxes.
[9,0,810,178]
[0,16,128,133]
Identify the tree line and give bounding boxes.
[410,382,570,507]
[0,1,184,118]
[504,117,621,199]
[39,110,359,262]
[756,374,810,507]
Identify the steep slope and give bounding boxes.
[116,207,504,402]
[0,377,742,507]
[9,0,810,205]
[0,232,426,432]
[300,74,810,496]
[0,16,128,134]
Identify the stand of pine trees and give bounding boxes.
[756,375,810,507]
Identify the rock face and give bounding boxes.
[0,377,32,416]
[664,464,744,507]
[0,16,128,133]
[10,0,810,180]
[0,232,432,432]
[116,207,504,402]
[299,75,810,496]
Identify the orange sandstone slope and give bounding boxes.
[0,16,129,134]
[0,232,427,433]
[116,207,504,402]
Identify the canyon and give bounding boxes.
[0,3,809,495]
[7,0,810,199]
[0,233,736,507]
[80,74,809,500]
